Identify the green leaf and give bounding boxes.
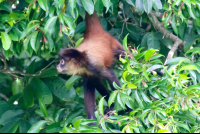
[101,118,107,130]
[43,77,76,101]
[102,0,111,12]
[108,92,117,107]
[30,78,53,104]
[46,122,61,133]
[81,0,94,15]
[135,90,145,109]
[136,0,144,14]
[126,0,135,6]
[8,31,18,41]
[99,96,105,115]
[147,33,160,49]
[75,37,84,47]
[179,65,198,72]
[164,12,172,28]
[179,22,186,40]
[30,31,38,52]
[23,36,31,50]
[65,75,81,89]
[171,14,178,35]
[127,82,137,89]
[175,121,190,131]
[0,101,9,118]
[27,20,40,28]
[25,59,36,83]
[117,93,126,109]
[54,108,65,122]
[139,90,151,103]
[127,63,139,74]
[94,0,104,15]
[19,120,31,133]
[143,0,153,14]
[186,47,200,54]
[158,129,170,133]
[62,14,76,31]
[149,89,162,99]
[141,32,150,48]
[1,32,11,50]
[141,109,151,122]
[166,57,187,65]
[188,5,197,19]
[37,68,58,78]
[153,0,162,10]
[27,120,47,133]
[4,121,20,133]
[182,0,191,9]
[69,0,77,11]
[44,16,58,34]
[113,82,121,90]
[145,49,156,62]
[39,98,48,117]
[148,112,156,125]
[23,84,34,107]
[12,79,24,95]
[123,34,129,52]
[0,110,24,125]
[73,119,81,130]
[46,34,54,51]
[0,2,12,13]
[20,23,39,40]
[184,35,200,52]
[38,0,48,11]
[116,116,130,122]
[63,108,84,126]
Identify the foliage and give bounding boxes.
[0,0,200,133]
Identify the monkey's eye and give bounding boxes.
[60,59,65,65]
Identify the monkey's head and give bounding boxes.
[57,48,87,75]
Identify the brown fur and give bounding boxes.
[77,12,124,68]
[57,11,127,122]
[58,11,124,76]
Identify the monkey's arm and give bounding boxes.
[101,68,121,91]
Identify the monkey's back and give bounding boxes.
[77,31,123,68]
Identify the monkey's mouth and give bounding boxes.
[57,66,63,73]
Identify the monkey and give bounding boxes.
[57,11,126,121]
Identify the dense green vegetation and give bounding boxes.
[0,0,200,133]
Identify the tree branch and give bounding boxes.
[164,40,182,65]
[0,57,57,77]
[0,93,9,101]
[132,7,193,25]
[0,49,9,70]
[148,14,184,65]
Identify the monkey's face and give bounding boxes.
[57,59,66,73]
[57,48,86,75]
[57,58,77,75]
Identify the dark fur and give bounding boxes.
[57,11,126,122]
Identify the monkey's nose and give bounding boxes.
[56,66,62,72]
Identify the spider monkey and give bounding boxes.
[57,11,127,120]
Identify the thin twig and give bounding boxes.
[0,93,9,101]
[148,14,184,65]
[0,59,58,77]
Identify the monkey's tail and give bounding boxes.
[85,11,103,37]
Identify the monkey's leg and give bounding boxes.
[84,78,96,120]
[101,69,133,112]
[92,77,110,101]
[101,68,120,91]
[92,77,114,114]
